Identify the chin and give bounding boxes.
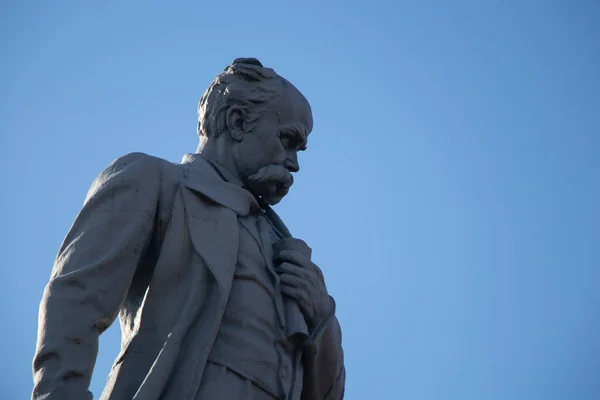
[260,184,291,206]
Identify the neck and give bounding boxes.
[196,135,243,183]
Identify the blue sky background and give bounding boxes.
[1,1,599,399]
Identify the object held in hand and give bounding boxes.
[273,238,312,349]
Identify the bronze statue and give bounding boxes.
[32,58,345,400]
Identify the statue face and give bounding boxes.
[234,90,312,205]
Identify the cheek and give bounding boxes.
[267,136,287,164]
[241,137,280,169]
[243,131,286,167]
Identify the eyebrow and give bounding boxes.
[282,126,308,150]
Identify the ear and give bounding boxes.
[226,106,247,142]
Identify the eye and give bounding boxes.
[279,130,307,151]
[280,134,292,148]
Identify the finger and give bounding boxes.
[277,250,324,283]
[280,285,309,304]
[276,262,311,279]
[276,250,311,268]
[279,273,307,289]
[312,264,325,283]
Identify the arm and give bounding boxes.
[275,246,345,400]
[302,305,345,400]
[32,153,162,400]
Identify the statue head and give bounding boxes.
[197,58,313,205]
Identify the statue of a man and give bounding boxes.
[32,58,345,400]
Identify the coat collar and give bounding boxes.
[180,153,262,217]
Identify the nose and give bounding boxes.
[284,152,300,173]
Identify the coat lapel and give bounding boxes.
[181,153,259,216]
[180,153,260,294]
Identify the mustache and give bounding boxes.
[248,164,294,188]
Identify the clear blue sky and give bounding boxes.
[2,1,599,399]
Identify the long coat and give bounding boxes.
[32,152,345,400]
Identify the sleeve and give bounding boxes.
[32,152,162,400]
[302,303,346,400]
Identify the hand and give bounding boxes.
[275,249,331,330]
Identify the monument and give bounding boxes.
[32,58,345,400]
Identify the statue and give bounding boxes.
[32,58,345,400]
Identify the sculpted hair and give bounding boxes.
[197,58,287,138]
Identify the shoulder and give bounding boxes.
[98,152,182,182]
[86,152,181,201]
[104,152,166,172]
